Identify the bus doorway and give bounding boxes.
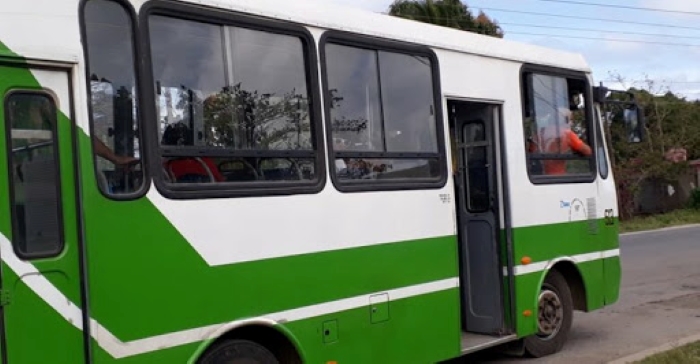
[448,99,510,341]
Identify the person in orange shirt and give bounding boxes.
[527,107,591,175]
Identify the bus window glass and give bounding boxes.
[595,111,609,179]
[523,72,594,179]
[325,43,442,183]
[5,93,63,258]
[148,16,317,185]
[84,0,144,195]
[149,16,226,149]
[228,27,312,151]
[378,51,437,153]
[325,44,383,152]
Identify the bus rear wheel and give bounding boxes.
[199,339,279,364]
[524,269,573,358]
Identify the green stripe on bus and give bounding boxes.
[513,218,619,262]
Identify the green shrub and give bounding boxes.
[690,188,700,210]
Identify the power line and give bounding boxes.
[501,22,700,40]
[389,11,700,47]
[473,7,700,31]
[602,79,700,84]
[507,31,700,47]
[391,15,700,47]
[535,0,700,16]
[394,14,700,40]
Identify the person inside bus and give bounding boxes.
[93,137,138,167]
[160,121,225,183]
[24,97,139,167]
[527,106,591,175]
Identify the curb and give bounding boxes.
[620,223,700,237]
[607,332,700,364]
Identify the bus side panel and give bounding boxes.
[91,343,202,364]
[513,260,606,338]
[603,256,622,305]
[598,165,621,306]
[0,267,85,364]
[79,289,461,364]
[511,220,608,337]
[601,217,621,305]
[284,288,461,364]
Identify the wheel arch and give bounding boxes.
[536,258,588,312]
[188,319,305,364]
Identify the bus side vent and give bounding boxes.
[587,197,598,235]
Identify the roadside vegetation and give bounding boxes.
[620,209,700,233]
[620,188,700,233]
[637,341,700,363]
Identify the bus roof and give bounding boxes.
[187,0,592,73]
[0,0,591,73]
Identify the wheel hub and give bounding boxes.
[537,289,564,339]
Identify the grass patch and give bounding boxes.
[620,209,700,234]
[636,340,700,363]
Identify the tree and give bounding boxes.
[388,0,504,38]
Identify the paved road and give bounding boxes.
[457,225,700,364]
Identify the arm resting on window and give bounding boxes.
[93,137,138,166]
[566,130,592,157]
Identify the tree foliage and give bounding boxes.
[388,0,504,38]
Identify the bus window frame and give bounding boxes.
[595,109,610,180]
[138,0,327,200]
[519,63,597,185]
[3,90,66,260]
[79,0,151,201]
[319,30,448,193]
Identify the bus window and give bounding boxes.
[147,15,319,188]
[5,93,63,258]
[522,70,595,182]
[83,0,144,196]
[595,111,609,179]
[324,40,444,189]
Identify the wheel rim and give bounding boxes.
[536,286,564,340]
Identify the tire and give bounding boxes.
[524,269,574,358]
[199,339,279,364]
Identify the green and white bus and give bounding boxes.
[0,0,643,363]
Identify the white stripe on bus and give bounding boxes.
[504,249,621,276]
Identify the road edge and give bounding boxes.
[619,223,700,237]
[607,332,700,364]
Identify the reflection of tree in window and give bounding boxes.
[150,16,312,152]
[200,84,310,151]
[325,43,441,182]
[148,15,317,184]
[325,44,383,152]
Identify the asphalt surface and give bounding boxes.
[454,225,700,364]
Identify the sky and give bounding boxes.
[326,0,700,100]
